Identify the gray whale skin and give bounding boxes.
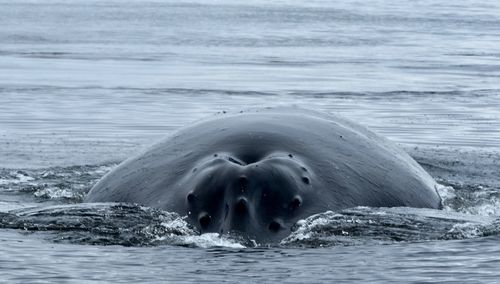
[85,108,442,242]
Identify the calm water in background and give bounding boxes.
[1,0,500,282]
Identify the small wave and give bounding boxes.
[1,85,499,101]
[0,165,114,203]
[446,52,500,58]
[0,85,276,97]
[4,34,50,43]
[414,147,500,217]
[437,182,500,217]
[0,203,250,248]
[0,203,194,246]
[171,233,246,249]
[2,203,498,248]
[281,207,499,247]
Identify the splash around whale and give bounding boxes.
[85,107,442,243]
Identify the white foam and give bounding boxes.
[435,183,456,204]
[282,211,340,243]
[466,202,500,217]
[0,171,34,186]
[34,187,78,199]
[446,222,483,239]
[15,172,34,183]
[180,233,246,249]
[155,216,246,248]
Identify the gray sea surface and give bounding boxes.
[1,0,500,283]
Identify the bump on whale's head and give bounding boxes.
[182,152,316,243]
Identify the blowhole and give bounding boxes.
[289,196,302,210]
[198,213,211,229]
[301,177,310,184]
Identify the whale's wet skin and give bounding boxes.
[2,0,500,282]
[85,108,442,242]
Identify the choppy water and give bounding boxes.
[1,0,500,282]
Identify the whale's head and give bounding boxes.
[180,152,320,243]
